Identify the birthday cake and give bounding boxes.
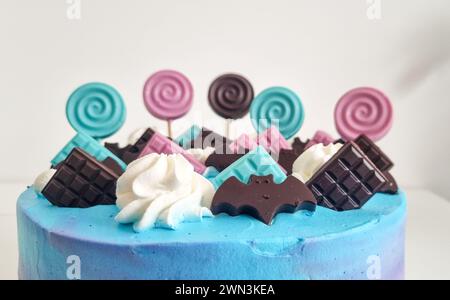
[17,72,405,280]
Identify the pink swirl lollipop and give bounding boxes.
[143,70,193,137]
[334,87,393,142]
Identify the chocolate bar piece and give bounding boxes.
[189,127,232,152]
[291,137,309,155]
[354,134,393,172]
[307,142,387,211]
[211,175,316,225]
[334,138,346,145]
[52,131,127,171]
[277,138,307,174]
[42,147,123,208]
[105,128,154,164]
[229,126,292,154]
[277,148,302,175]
[205,152,246,172]
[379,171,398,194]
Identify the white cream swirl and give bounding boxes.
[292,143,343,183]
[33,169,57,194]
[186,147,215,163]
[115,153,215,231]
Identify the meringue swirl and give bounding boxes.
[115,153,215,231]
[292,143,343,183]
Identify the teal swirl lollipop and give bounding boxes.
[66,82,126,139]
[250,87,304,139]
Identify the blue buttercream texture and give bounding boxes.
[17,188,406,279]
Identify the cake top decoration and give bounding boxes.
[43,147,123,208]
[52,131,127,171]
[208,73,254,138]
[250,86,304,139]
[305,130,335,150]
[105,128,154,164]
[306,141,388,211]
[115,153,214,231]
[211,174,316,225]
[334,87,393,141]
[137,129,206,174]
[212,146,287,188]
[143,70,193,137]
[66,82,126,139]
[174,124,202,149]
[186,127,232,153]
[292,142,343,183]
[32,75,399,231]
[208,73,254,119]
[229,126,291,154]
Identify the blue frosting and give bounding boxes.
[17,188,406,279]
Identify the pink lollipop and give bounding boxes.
[143,70,193,137]
[335,87,393,142]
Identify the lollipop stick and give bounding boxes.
[167,120,173,139]
[225,119,231,139]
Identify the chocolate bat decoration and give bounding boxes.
[211,174,317,225]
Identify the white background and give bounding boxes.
[1,0,450,279]
[1,0,450,198]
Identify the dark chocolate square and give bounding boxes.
[70,176,88,193]
[313,173,335,194]
[355,161,373,180]
[105,128,154,164]
[42,147,121,208]
[66,153,85,170]
[81,162,99,181]
[354,135,394,172]
[306,142,387,211]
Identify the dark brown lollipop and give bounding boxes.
[208,74,254,119]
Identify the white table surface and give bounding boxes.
[1,183,449,280]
